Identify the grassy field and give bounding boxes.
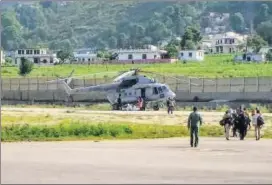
[2,107,272,142]
[3,103,272,113]
[2,54,272,78]
[2,121,272,142]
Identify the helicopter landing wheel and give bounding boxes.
[153,105,159,111]
[112,104,121,110]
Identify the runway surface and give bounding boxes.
[2,138,272,184]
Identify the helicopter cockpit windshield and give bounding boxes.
[150,78,156,83]
[153,85,170,95]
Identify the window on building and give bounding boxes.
[29,50,33,54]
[34,50,40,54]
[88,58,91,62]
[50,58,53,63]
[26,50,30,54]
[220,46,223,53]
[18,50,22,55]
[128,54,133,59]
[189,52,192,57]
[21,50,25,55]
[181,52,184,57]
[34,58,39,64]
[154,55,157,59]
[229,48,232,53]
[142,54,147,59]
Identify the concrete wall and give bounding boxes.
[1,76,272,102]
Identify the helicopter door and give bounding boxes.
[140,88,146,98]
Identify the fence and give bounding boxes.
[1,76,272,102]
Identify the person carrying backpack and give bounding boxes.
[220,110,233,140]
[237,110,250,140]
[252,109,264,140]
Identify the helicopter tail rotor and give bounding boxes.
[47,70,75,95]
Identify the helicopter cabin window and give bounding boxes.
[158,87,163,93]
[142,54,147,59]
[128,54,133,59]
[153,87,158,95]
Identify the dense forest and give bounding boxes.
[1,1,272,51]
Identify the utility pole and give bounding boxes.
[0,0,2,133]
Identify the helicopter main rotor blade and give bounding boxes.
[139,70,201,86]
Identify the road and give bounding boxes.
[2,138,272,184]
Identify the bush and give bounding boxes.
[18,57,33,76]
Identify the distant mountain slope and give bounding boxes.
[1,1,272,50]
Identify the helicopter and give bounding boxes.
[47,68,199,110]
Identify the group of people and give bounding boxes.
[220,106,265,141]
[187,106,265,148]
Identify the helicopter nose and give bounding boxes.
[169,91,176,99]
[172,92,176,98]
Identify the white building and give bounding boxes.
[234,53,266,63]
[113,45,167,61]
[73,48,97,63]
[13,48,59,65]
[179,50,205,61]
[208,32,248,54]
[259,47,272,54]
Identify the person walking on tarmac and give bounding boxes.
[137,97,143,111]
[221,109,233,140]
[252,109,265,140]
[187,106,203,147]
[117,94,122,110]
[166,97,175,114]
[237,108,251,140]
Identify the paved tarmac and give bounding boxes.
[2,138,272,184]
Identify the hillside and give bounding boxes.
[1,1,272,51]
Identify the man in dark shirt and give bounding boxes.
[187,106,203,147]
[117,94,121,110]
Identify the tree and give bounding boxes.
[57,50,73,64]
[180,26,201,50]
[164,44,178,58]
[246,35,268,53]
[108,36,118,49]
[266,50,272,61]
[254,4,270,26]
[18,57,33,76]
[256,21,272,45]
[230,12,246,33]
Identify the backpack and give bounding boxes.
[257,116,265,126]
